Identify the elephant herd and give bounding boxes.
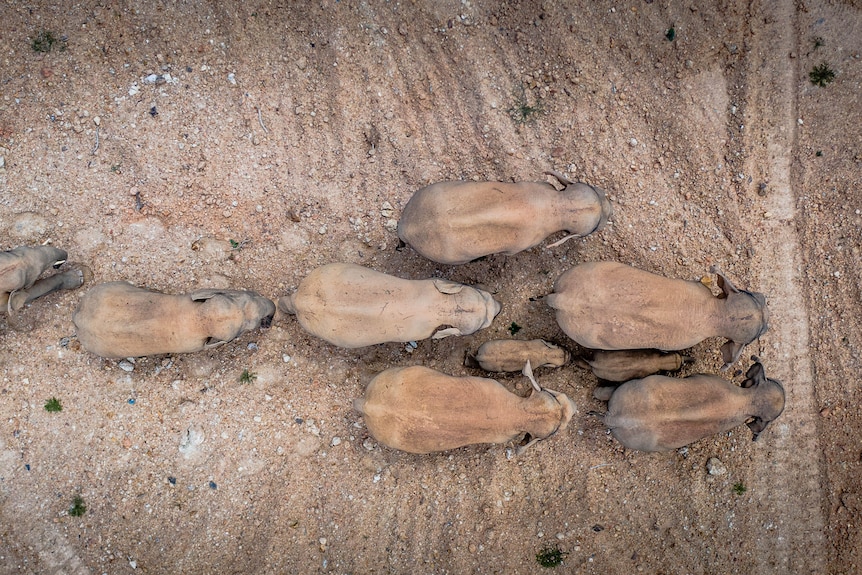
[2,173,784,455]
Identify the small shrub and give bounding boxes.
[508,322,522,336]
[665,26,676,42]
[239,369,257,384]
[536,545,568,568]
[44,397,63,412]
[508,86,542,124]
[809,63,835,87]
[31,31,58,52]
[69,496,87,517]
[733,482,747,495]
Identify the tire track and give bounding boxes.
[739,2,826,572]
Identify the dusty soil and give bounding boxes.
[1,1,860,573]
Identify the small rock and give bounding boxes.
[296,57,307,70]
[118,360,135,372]
[629,138,638,147]
[9,212,49,238]
[0,156,5,169]
[380,201,394,218]
[362,437,375,451]
[282,354,292,363]
[707,457,727,476]
[93,116,101,126]
[227,73,237,85]
[331,436,342,447]
[398,22,408,35]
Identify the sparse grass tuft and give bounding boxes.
[239,369,257,384]
[665,26,676,42]
[508,85,542,124]
[31,31,60,53]
[509,322,522,336]
[536,545,567,568]
[809,63,835,87]
[44,397,63,412]
[69,495,87,517]
[733,482,747,495]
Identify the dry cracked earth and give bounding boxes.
[1,1,861,574]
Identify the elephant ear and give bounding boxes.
[432,326,462,339]
[432,279,464,295]
[741,360,766,388]
[710,266,741,299]
[720,340,746,371]
[202,337,229,350]
[190,289,224,301]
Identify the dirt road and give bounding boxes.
[1,1,859,573]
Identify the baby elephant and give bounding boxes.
[354,362,576,454]
[397,171,612,265]
[594,358,785,451]
[278,262,501,348]
[546,262,769,370]
[73,282,276,358]
[575,350,691,382]
[1,246,89,312]
[466,339,570,372]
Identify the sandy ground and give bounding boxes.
[1,1,860,573]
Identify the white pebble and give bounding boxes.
[797,118,804,125]
[630,138,638,147]
[331,437,342,446]
[118,360,135,372]
[282,354,292,363]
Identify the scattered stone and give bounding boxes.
[707,457,727,476]
[362,437,375,451]
[190,237,233,261]
[9,212,50,238]
[384,218,398,232]
[179,427,205,458]
[630,138,638,147]
[331,436,342,447]
[380,201,394,218]
[118,360,135,372]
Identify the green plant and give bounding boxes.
[44,397,63,412]
[536,545,567,568]
[69,495,87,517]
[239,369,257,384]
[110,164,121,173]
[509,322,522,336]
[665,26,676,42]
[813,36,825,50]
[733,482,747,495]
[508,86,542,124]
[31,31,59,53]
[809,63,835,87]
